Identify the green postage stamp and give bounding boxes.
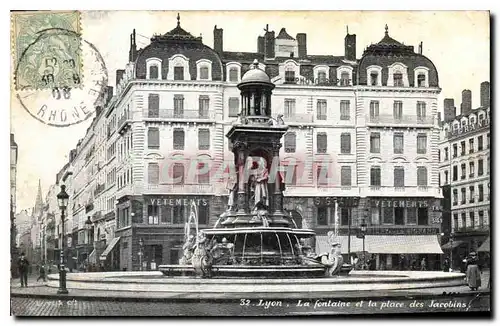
[12,11,82,90]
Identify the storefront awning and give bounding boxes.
[316,235,444,255]
[441,240,465,250]
[477,237,490,252]
[99,237,120,261]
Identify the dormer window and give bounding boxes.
[393,73,403,87]
[285,69,296,84]
[318,71,327,84]
[196,59,212,81]
[199,67,209,80]
[229,68,238,82]
[414,67,430,87]
[336,66,353,86]
[226,62,242,83]
[417,74,426,87]
[313,65,329,85]
[370,72,378,86]
[340,72,350,86]
[146,58,162,80]
[366,65,382,86]
[174,67,184,80]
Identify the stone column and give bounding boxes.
[272,143,284,216]
[234,141,249,215]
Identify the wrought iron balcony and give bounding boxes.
[143,109,215,121]
[366,114,434,126]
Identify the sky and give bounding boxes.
[10,10,490,213]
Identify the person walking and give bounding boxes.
[466,252,482,291]
[17,253,29,287]
[420,257,427,271]
[37,264,46,282]
[443,257,451,272]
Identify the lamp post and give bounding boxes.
[360,210,368,270]
[56,185,69,295]
[138,238,144,271]
[85,217,92,272]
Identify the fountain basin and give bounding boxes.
[46,271,466,294]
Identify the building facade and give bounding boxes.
[49,16,444,271]
[11,134,18,276]
[439,82,490,268]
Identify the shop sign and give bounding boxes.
[371,199,430,208]
[313,197,360,207]
[149,198,209,206]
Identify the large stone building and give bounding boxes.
[50,16,444,271]
[439,82,490,268]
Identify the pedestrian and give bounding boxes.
[17,253,29,288]
[466,252,482,291]
[399,255,406,271]
[37,264,47,282]
[420,257,427,271]
[443,258,450,272]
[368,255,376,270]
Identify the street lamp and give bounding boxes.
[56,185,69,295]
[138,238,144,271]
[360,209,368,270]
[85,217,93,271]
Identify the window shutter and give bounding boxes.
[198,129,210,150]
[173,128,185,150]
[317,132,327,153]
[148,163,159,184]
[148,94,159,118]
[147,128,160,149]
[341,133,351,154]
[341,166,351,186]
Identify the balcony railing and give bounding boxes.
[143,109,215,120]
[280,113,314,124]
[455,225,489,233]
[367,114,434,125]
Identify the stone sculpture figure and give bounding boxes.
[179,234,196,265]
[320,243,344,277]
[252,159,269,209]
[226,171,238,212]
[192,231,214,278]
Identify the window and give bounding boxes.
[393,133,404,154]
[453,189,458,205]
[393,101,403,120]
[317,132,327,153]
[461,188,466,204]
[229,68,239,82]
[317,71,327,84]
[369,101,379,119]
[461,213,466,229]
[444,147,449,160]
[284,132,296,153]
[147,128,159,149]
[173,128,185,150]
[173,206,185,224]
[341,166,351,186]
[228,97,239,117]
[317,100,327,120]
[444,170,449,184]
[453,144,457,158]
[460,141,466,156]
[340,208,350,226]
[417,101,426,118]
[478,159,484,176]
[284,164,297,185]
[199,67,209,80]
[407,208,417,225]
[469,186,475,203]
[198,204,209,225]
[199,96,209,118]
[197,162,210,184]
[148,205,159,225]
[469,138,474,153]
[340,72,350,86]
[478,135,483,151]
[174,67,184,80]
[469,161,475,177]
[172,163,184,185]
[478,211,484,227]
[453,213,459,229]
[174,95,184,117]
[417,74,426,87]
[487,133,490,148]
[469,212,476,228]
[149,65,159,79]
[198,129,210,150]
[478,184,484,202]
[395,207,405,225]
[417,167,427,186]
[383,207,394,224]
[285,69,296,84]
[394,167,405,187]
[370,166,381,186]
[370,133,380,153]
[284,99,296,118]
[461,163,466,179]
[317,164,329,186]
[148,94,160,118]
[370,72,378,86]
[340,100,350,120]
[417,133,427,154]
[160,206,172,224]
[452,165,458,181]
[148,163,159,184]
[418,208,428,225]
[393,72,403,87]
[340,133,351,154]
[317,207,328,225]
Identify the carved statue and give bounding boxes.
[276,114,285,125]
[211,237,235,265]
[179,234,196,265]
[320,242,344,277]
[192,231,214,278]
[268,114,285,126]
[226,171,238,212]
[251,159,269,209]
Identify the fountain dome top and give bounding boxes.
[240,59,271,84]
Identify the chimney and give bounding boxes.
[116,69,125,87]
[344,32,356,61]
[213,25,223,54]
[264,25,275,59]
[296,33,307,58]
[461,89,472,115]
[480,81,490,108]
[443,98,456,122]
[418,42,423,54]
[257,36,265,54]
[128,29,137,62]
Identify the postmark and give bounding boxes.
[14,28,108,127]
[12,11,82,90]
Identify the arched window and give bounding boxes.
[285,66,296,84]
[340,72,350,86]
[149,65,159,79]
[393,72,404,87]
